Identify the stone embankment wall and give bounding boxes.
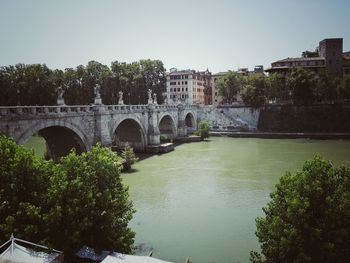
[258,104,350,132]
[199,106,260,131]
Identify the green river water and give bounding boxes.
[25,137,350,263]
[123,137,350,263]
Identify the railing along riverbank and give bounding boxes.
[210,131,350,139]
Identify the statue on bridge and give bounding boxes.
[94,84,102,105]
[118,91,124,105]
[147,89,153,105]
[56,86,65,106]
[153,93,158,105]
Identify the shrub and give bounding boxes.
[121,143,139,171]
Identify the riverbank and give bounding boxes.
[210,131,350,139]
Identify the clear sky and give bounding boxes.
[1,0,349,73]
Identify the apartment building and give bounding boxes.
[166,68,210,104]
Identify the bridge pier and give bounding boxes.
[93,105,113,147]
[177,103,187,137]
[147,104,160,145]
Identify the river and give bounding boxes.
[122,137,350,263]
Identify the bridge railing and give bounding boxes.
[0,105,95,116]
[0,104,198,116]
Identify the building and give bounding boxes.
[266,38,349,77]
[166,68,211,104]
[166,66,265,106]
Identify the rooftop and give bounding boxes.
[274,57,325,63]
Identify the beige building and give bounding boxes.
[166,68,209,104]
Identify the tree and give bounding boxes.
[0,136,53,244]
[339,75,350,103]
[0,64,57,106]
[266,73,290,103]
[46,145,135,260]
[287,68,317,105]
[216,71,243,103]
[0,60,166,106]
[121,143,139,171]
[313,70,339,104]
[0,136,135,262]
[197,120,210,140]
[241,74,267,108]
[251,155,350,263]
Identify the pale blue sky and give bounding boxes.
[1,0,349,73]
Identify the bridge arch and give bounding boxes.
[18,120,90,162]
[112,116,147,152]
[158,113,177,142]
[184,111,197,133]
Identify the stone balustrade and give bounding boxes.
[0,105,94,116]
[0,103,195,116]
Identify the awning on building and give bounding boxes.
[0,234,63,263]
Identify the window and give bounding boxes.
[185,81,188,84]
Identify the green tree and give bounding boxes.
[241,74,267,108]
[0,64,57,106]
[46,145,135,259]
[287,68,317,105]
[266,73,290,103]
[216,71,243,103]
[121,143,139,171]
[0,136,53,244]
[0,137,135,262]
[339,75,350,103]
[197,120,210,140]
[251,155,350,263]
[313,70,339,103]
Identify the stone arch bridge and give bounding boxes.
[0,103,198,160]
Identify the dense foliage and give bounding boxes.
[0,135,54,243]
[0,60,166,106]
[197,120,210,140]
[251,155,350,263]
[216,68,350,107]
[0,136,135,262]
[121,143,139,171]
[241,74,267,108]
[216,71,243,104]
